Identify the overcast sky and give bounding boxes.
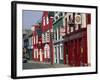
[22,10,43,30]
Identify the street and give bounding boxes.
[23,60,70,69]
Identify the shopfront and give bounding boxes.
[64,29,88,66]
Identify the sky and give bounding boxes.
[22,10,43,30]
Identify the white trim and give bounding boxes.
[81,14,86,28]
[87,24,91,65]
[46,16,49,25]
[56,45,59,63]
[44,44,50,58]
[57,28,59,40]
[60,44,63,60]
[42,33,44,43]
[71,27,73,32]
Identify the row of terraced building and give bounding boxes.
[32,11,91,66]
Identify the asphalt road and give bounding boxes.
[23,61,69,69]
[23,63,53,69]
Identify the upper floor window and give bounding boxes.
[43,17,45,26]
[55,30,57,40]
[56,16,58,20]
[36,35,38,44]
[65,12,67,15]
[58,28,60,39]
[65,18,67,27]
[46,16,49,25]
[34,36,35,45]
[32,36,33,45]
[59,12,63,17]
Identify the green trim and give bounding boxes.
[53,17,63,30]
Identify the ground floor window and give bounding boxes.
[60,45,63,59]
[44,44,50,59]
[34,49,38,58]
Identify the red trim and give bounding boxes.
[82,31,88,65]
[86,14,91,24]
[76,39,81,66]
[49,17,54,64]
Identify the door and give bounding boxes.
[66,48,68,64]
[54,47,57,63]
[40,49,43,61]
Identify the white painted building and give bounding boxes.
[53,12,64,64]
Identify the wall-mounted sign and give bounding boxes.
[75,14,82,24]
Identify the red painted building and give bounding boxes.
[63,13,91,66]
[42,11,54,64]
[32,12,91,67]
[32,24,43,62]
[32,11,54,64]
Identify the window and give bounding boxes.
[53,19,55,23]
[32,36,33,45]
[44,33,46,43]
[42,34,44,43]
[36,35,38,44]
[46,16,49,24]
[43,17,45,26]
[65,12,67,15]
[65,18,67,27]
[44,44,50,58]
[44,49,46,58]
[59,12,63,17]
[56,16,58,20]
[71,27,73,32]
[54,30,56,40]
[55,47,57,58]
[69,15,71,20]
[58,28,60,39]
[60,45,63,59]
[34,50,37,58]
[55,30,57,40]
[47,48,50,58]
[34,36,35,44]
[46,33,48,42]
[36,49,38,58]
[47,32,50,42]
